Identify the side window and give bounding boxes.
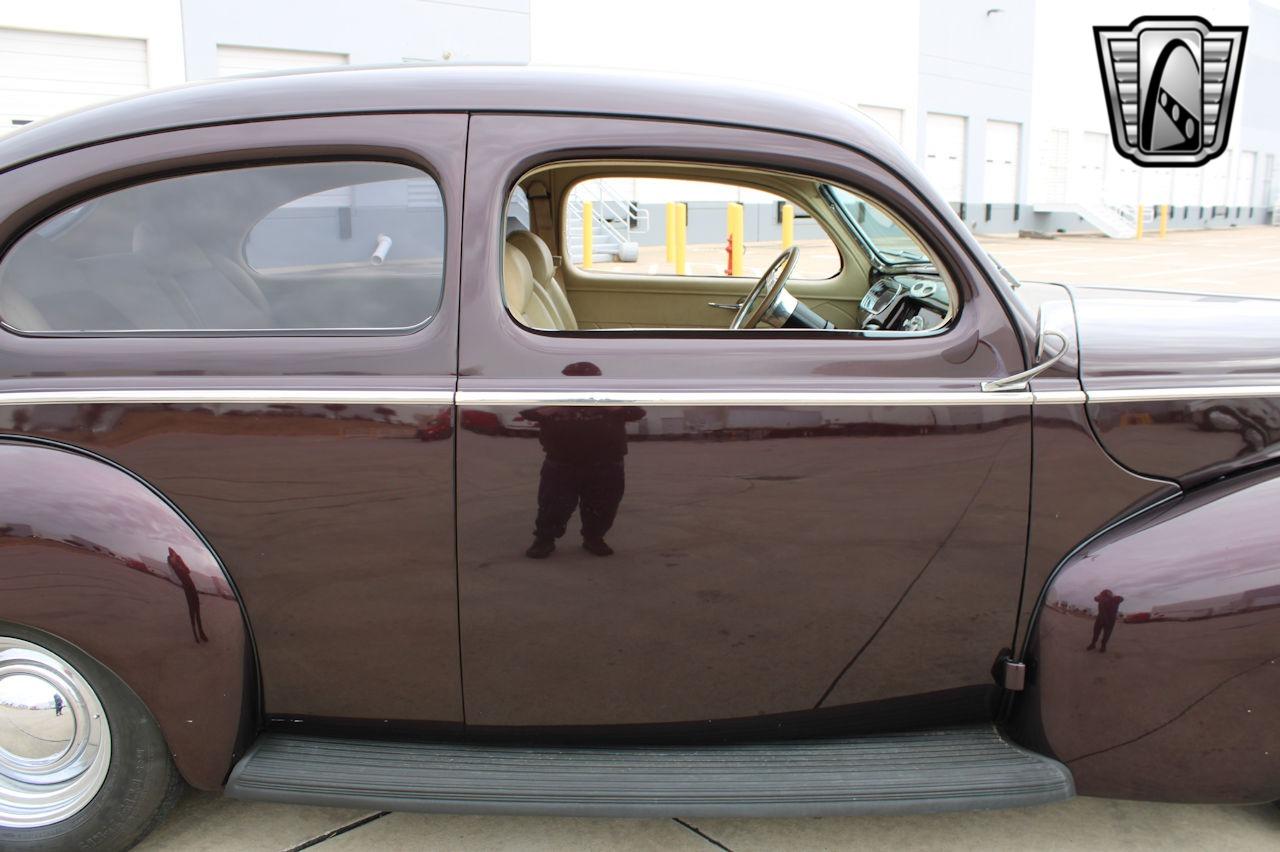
[566,177,841,281]
[503,162,951,335]
[0,161,445,333]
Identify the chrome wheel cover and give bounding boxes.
[0,637,111,828]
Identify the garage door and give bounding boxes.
[1038,128,1069,203]
[924,113,966,203]
[0,28,148,134]
[857,105,904,146]
[1078,131,1107,203]
[983,120,1020,204]
[215,45,348,77]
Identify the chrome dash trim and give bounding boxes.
[1088,385,1280,404]
[0,389,454,407]
[457,390,1036,407]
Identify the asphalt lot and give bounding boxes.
[140,225,1280,851]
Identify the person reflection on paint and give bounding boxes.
[1086,588,1124,653]
[168,547,210,644]
[523,362,645,559]
[53,693,63,716]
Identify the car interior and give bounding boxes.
[502,161,956,335]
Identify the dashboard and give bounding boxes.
[858,273,951,333]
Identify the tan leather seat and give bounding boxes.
[503,243,557,330]
[507,229,578,331]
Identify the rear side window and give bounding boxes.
[0,161,445,333]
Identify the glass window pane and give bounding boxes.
[0,161,445,333]
[566,177,841,281]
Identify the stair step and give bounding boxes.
[225,726,1072,818]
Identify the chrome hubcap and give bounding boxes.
[0,637,111,828]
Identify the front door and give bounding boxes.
[456,113,1032,736]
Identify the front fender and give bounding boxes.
[1012,465,1280,803]
[0,439,250,789]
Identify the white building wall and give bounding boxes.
[917,0,1035,219]
[530,0,922,158]
[0,0,184,131]
[180,0,529,79]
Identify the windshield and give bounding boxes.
[827,186,932,266]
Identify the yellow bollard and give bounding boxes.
[1159,203,1169,238]
[581,200,593,269]
[1135,204,1144,240]
[781,203,795,249]
[674,202,687,275]
[665,201,675,263]
[727,202,744,276]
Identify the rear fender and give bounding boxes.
[0,438,251,789]
[1012,465,1280,803]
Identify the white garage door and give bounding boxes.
[982,120,1020,204]
[924,113,966,203]
[216,45,348,77]
[1038,128,1069,203]
[0,28,148,133]
[857,105,904,145]
[1078,131,1108,203]
[1233,151,1256,207]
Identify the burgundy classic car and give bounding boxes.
[0,67,1276,850]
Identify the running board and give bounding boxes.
[226,725,1073,818]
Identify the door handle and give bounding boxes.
[981,330,1070,393]
[707,301,744,310]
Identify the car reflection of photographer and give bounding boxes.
[1086,589,1124,653]
[523,362,645,559]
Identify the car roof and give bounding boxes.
[0,65,908,177]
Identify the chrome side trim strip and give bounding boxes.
[8,385,1269,409]
[456,390,1037,407]
[1087,385,1280,403]
[0,389,454,406]
[1031,390,1088,405]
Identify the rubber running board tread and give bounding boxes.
[225,725,1073,817]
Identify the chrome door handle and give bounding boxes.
[707,301,744,310]
[981,330,1070,393]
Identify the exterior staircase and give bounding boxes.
[1033,202,1139,239]
[566,182,649,263]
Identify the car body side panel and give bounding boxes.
[456,114,1034,733]
[1013,284,1180,652]
[0,114,467,729]
[1074,287,1280,486]
[1011,466,1280,803]
[0,440,247,789]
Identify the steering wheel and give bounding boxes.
[730,247,800,330]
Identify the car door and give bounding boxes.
[0,114,465,730]
[456,113,1032,735]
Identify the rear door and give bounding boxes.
[455,113,1032,736]
[0,114,465,730]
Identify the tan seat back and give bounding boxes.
[503,242,556,330]
[507,229,577,331]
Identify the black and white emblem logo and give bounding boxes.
[1094,16,1247,167]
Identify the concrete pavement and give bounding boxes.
[137,791,1280,850]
